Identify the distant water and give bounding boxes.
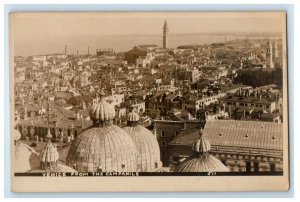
[14,34,278,57]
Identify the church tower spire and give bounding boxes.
[266,38,274,69]
[163,20,169,49]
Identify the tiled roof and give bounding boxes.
[165,94,177,101]
[17,115,93,129]
[169,120,283,151]
[219,95,276,104]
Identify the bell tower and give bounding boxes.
[163,20,169,49]
[266,38,274,69]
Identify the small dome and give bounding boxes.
[14,129,22,141]
[176,156,229,172]
[127,108,140,126]
[14,143,40,172]
[127,111,140,122]
[123,125,162,172]
[66,125,138,172]
[90,91,115,125]
[176,128,229,173]
[40,141,59,164]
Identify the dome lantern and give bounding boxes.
[39,129,59,171]
[192,128,211,157]
[176,128,229,173]
[90,89,116,127]
[127,106,139,127]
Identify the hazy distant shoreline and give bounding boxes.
[14,33,282,57]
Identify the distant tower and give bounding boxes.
[272,40,278,64]
[163,20,169,49]
[65,45,67,55]
[266,39,274,69]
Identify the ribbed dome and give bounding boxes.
[14,143,40,172]
[90,91,115,125]
[123,125,162,172]
[192,137,211,153]
[40,141,59,163]
[127,111,140,122]
[90,101,115,123]
[176,155,229,172]
[66,125,138,172]
[176,128,229,173]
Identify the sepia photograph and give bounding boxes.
[9,11,289,192]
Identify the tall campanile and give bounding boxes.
[163,20,169,49]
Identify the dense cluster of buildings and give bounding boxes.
[13,20,284,174]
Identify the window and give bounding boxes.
[246,161,251,173]
[254,162,259,173]
[161,151,167,157]
[161,141,167,146]
[175,131,179,137]
[161,130,166,137]
[270,163,276,172]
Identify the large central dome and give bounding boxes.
[66,90,138,172]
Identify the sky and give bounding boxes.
[10,12,285,56]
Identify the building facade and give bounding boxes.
[154,119,201,166]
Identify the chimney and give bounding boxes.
[24,107,28,120]
[76,111,80,120]
[82,101,87,110]
[81,115,84,128]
